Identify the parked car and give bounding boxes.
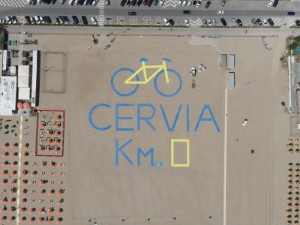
[220,18,227,26]
[131,0,137,6]
[72,16,79,25]
[91,17,98,25]
[196,0,202,7]
[262,19,268,26]
[147,0,154,6]
[192,0,197,6]
[236,19,242,26]
[220,0,226,7]
[153,0,159,5]
[231,18,237,26]
[11,16,18,24]
[272,0,278,7]
[159,0,165,6]
[163,18,170,25]
[267,18,274,26]
[202,19,207,25]
[184,19,190,26]
[205,1,211,8]
[82,16,88,25]
[24,16,31,24]
[256,18,262,26]
[267,0,274,7]
[120,0,127,6]
[296,20,300,27]
[137,0,143,6]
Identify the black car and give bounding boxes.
[78,0,85,5]
[272,0,278,7]
[131,0,137,6]
[267,18,274,26]
[147,0,154,7]
[128,11,137,16]
[205,1,211,8]
[63,16,70,24]
[192,0,197,6]
[296,20,300,27]
[220,18,227,26]
[72,16,79,25]
[137,0,143,6]
[82,16,88,25]
[120,0,127,6]
[236,19,242,27]
[256,18,262,26]
[183,10,191,14]
[288,11,295,16]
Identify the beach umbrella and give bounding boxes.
[29,208,36,214]
[2,143,9,148]
[39,189,46,196]
[56,208,63,215]
[23,102,30,109]
[48,189,55,196]
[17,102,23,109]
[2,152,9,158]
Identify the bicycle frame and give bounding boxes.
[125,60,170,84]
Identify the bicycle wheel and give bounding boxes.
[154,69,182,97]
[111,68,140,97]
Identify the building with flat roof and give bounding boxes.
[0,76,17,115]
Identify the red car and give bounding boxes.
[143,0,148,5]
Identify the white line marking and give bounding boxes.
[223,89,228,225]
[16,116,23,225]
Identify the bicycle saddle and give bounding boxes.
[162,58,172,62]
[140,58,148,62]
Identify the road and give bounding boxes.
[6,24,300,36]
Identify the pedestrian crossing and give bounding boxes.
[0,0,26,7]
[97,0,105,26]
[163,0,177,8]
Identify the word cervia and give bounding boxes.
[88,58,221,167]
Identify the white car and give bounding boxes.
[217,10,224,14]
[211,18,216,25]
[182,0,187,5]
[231,18,237,26]
[191,67,196,76]
[184,19,190,26]
[187,0,192,6]
[207,18,212,26]
[91,17,98,25]
[159,0,165,6]
[178,0,183,5]
[163,18,170,25]
[262,19,268,26]
[267,0,274,7]
[196,0,202,7]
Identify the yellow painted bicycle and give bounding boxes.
[111,58,182,97]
